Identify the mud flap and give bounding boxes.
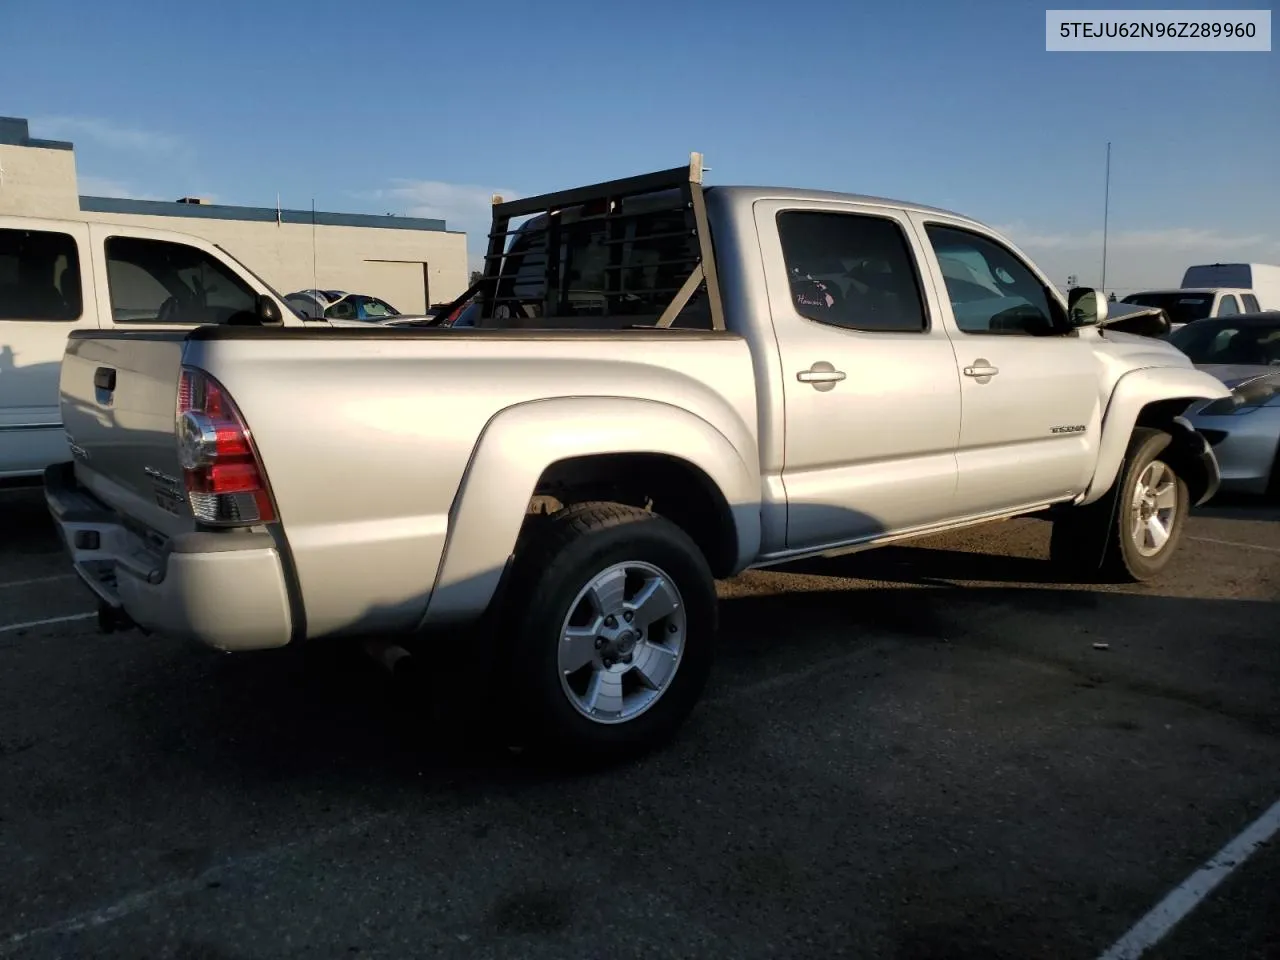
[1168,416,1221,507]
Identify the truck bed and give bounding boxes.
[55,324,760,642]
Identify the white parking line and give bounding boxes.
[1,813,391,953]
[0,574,74,590]
[1096,796,1280,960]
[0,613,95,635]
[1189,535,1280,554]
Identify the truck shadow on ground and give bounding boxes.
[3,485,1276,792]
[100,550,1280,799]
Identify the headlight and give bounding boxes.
[1198,374,1280,416]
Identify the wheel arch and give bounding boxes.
[1081,367,1230,506]
[419,396,761,628]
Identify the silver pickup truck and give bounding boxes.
[45,154,1229,757]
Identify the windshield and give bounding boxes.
[1121,292,1215,325]
[1168,319,1280,365]
[361,297,399,317]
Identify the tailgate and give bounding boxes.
[59,331,197,538]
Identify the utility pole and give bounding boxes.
[1101,141,1111,295]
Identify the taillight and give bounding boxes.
[176,367,277,526]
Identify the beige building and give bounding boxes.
[0,116,468,314]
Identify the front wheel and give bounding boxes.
[1051,428,1190,582]
[500,502,717,759]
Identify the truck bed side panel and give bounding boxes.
[183,331,759,639]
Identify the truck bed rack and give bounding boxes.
[432,153,725,332]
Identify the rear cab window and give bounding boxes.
[0,228,84,322]
[775,210,928,333]
[103,236,259,325]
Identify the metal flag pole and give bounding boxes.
[1101,141,1111,295]
[311,198,317,295]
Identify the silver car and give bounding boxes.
[1175,312,1280,495]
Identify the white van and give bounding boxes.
[1,216,330,481]
[1179,263,1280,310]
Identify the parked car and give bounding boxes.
[43,154,1229,757]
[1172,312,1280,496]
[384,300,478,328]
[0,216,365,482]
[285,290,400,321]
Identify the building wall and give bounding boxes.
[76,210,468,314]
[0,143,81,217]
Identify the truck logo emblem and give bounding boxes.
[145,466,185,513]
[1051,425,1086,434]
[144,466,182,488]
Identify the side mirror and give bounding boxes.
[1068,288,1108,327]
[256,294,284,325]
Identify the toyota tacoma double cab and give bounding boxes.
[44,154,1230,757]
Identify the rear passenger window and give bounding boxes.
[1217,295,1240,316]
[104,237,258,325]
[776,211,927,332]
[0,228,83,321]
[1243,294,1261,313]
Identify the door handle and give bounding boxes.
[963,359,999,382]
[796,362,846,390]
[94,367,116,392]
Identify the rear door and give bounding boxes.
[754,198,963,550]
[909,213,1099,515]
[0,219,95,477]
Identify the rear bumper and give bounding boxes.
[43,462,294,651]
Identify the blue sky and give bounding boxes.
[3,0,1277,292]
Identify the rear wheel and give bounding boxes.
[1051,428,1189,582]
[499,501,717,759]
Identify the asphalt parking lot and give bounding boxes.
[1,486,1278,960]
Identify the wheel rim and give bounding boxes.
[556,560,686,725]
[1130,459,1178,557]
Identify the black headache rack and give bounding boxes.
[430,152,725,331]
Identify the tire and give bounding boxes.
[1051,428,1190,583]
[497,501,717,760]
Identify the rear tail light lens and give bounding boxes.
[176,367,277,526]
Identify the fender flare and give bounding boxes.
[419,396,762,626]
[1081,365,1230,506]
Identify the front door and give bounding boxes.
[910,215,1100,516]
[88,224,282,332]
[754,199,963,551]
